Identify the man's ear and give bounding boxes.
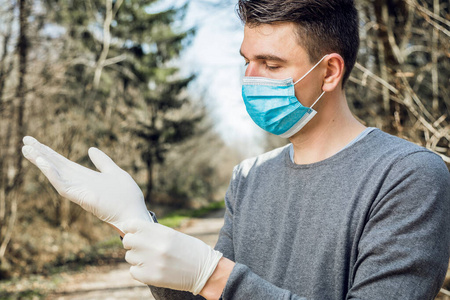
[322,54,345,92]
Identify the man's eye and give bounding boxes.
[266,65,280,70]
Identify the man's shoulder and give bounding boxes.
[362,129,430,157]
[234,144,290,178]
[368,129,423,150]
[360,129,446,173]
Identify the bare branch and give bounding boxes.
[431,0,439,112]
[93,0,124,90]
[354,63,399,94]
[382,2,403,64]
[102,54,127,67]
[440,288,450,296]
[407,0,450,28]
[0,191,16,260]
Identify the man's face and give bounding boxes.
[240,22,324,107]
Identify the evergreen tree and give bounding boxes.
[108,1,202,204]
[40,0,201,205]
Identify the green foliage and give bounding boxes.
[158,200,225,228]
[37,0,203,204]
[0,289,46,300]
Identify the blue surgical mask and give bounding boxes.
[242,55,328,138]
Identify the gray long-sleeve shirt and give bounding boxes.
[150,129,450,299]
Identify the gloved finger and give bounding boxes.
[129,265,148,285]
[23,136,61,160]
[34,157,65,193]
[122,232,136,250]
[88,147,121,174]
[22,145,40,163]
[23,136,39,146]
[22,138,58,165]
[23,136,82,172]
[23,148,78,202]
[34,157,84,207]
[22,145,70,179]
[124,249,141,266]
[24,144,96,199]
[121,219,148,235]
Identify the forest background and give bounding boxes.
[0,0,448,291]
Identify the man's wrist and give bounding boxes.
[199,257,235,300]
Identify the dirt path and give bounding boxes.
[46,209,225,300]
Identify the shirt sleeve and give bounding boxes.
[217,166,308,300]
[345,151,450,299]
[149,286,204,300]
[214,176,236,261]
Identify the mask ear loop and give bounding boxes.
[293,54,329,85]
[310,90,326,109]
[294,54,329,109]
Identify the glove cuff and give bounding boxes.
[114,210,156,233]
[192,249,224,295]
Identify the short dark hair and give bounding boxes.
[237,0,359,86]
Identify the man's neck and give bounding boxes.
[289,93,366,165]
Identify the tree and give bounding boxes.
[38,0,199,208]
[103,1,200,205]
[0,0,234,278]
[0,0,31,276]
[347,0,449,165]
[134,91,204,205]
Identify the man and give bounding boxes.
[22,0,450,299]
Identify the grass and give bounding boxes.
[0,290,46,300]
[158,200,225,228]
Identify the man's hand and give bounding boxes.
[122,220,223,296]
[21,136,153,233]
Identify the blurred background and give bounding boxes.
[0,0,448,298]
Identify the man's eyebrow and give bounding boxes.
[239,49,287,63]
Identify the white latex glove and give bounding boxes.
[21,136,153,232]
[122,220,223,295]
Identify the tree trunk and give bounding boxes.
[145,151,154,204]
[0,0,29,270]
